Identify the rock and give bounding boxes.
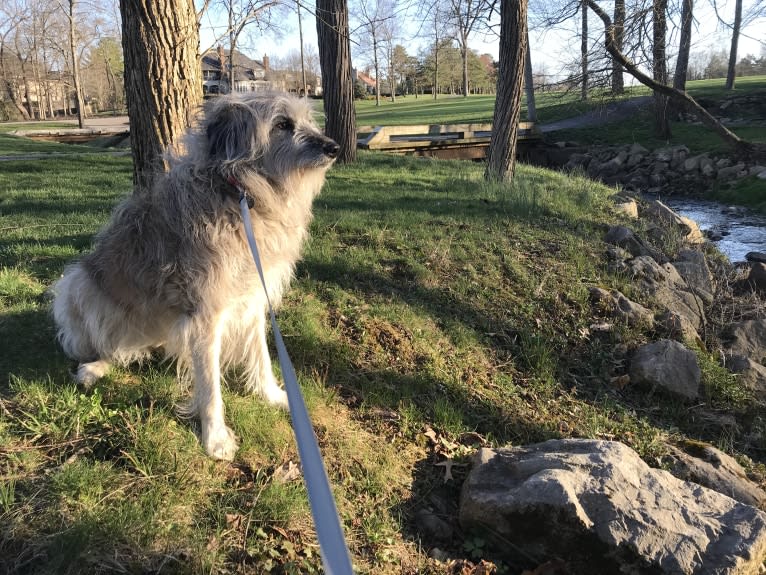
[604,226,656,259]
[725,355,766,400]
[629,143,648,156]
[758,170,766,180]
[414,508,454,542]
[460,440,766,575]
[679,216,705,244]
[589,287,654,327]
[643,200,692,235]
[673,249,715,304]
[629,256,705,330]
[701,158,716,177]
[717,158,732,169]
[664,442,766,509]
[746,252,766,264]
[748,165,766,177]
[612,194,638,219]
[630,339,701,399]
[718,163,747,181]
[724,320,766,365]
[683,154,704,173]
[659,309,701,342]
[747,262,766,292]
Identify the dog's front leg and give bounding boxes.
[191,313,239,461]
[246,312,289,409]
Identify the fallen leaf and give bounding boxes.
[434,458,465,483]
[272,460,301,484]
[610,374,630,390]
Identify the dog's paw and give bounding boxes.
[203,424,239,461]
[76,360,111,389]
[263,386,289,410]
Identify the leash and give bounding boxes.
[232,178,354,575]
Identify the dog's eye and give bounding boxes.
[274,119,294,132]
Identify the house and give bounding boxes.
[201,47,272,96]
[352,68,376,94]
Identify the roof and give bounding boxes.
[201,48,266,80]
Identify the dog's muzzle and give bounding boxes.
[322,139,340,159]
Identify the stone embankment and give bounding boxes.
[458,195,766,574]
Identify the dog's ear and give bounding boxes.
[206,102,256,164]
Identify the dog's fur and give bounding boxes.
[52,92,338,460]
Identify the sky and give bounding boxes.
[197,0,765,81]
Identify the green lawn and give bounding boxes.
[0,138,761,573]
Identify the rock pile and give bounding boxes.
[557,143,766,195]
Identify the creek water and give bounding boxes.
[657,196,766,263]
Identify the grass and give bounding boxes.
[1,138,762,573]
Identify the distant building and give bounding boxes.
[352,68,376,94]
[201,47,271,96]
[201,47,322,98]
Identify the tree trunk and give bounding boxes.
[581,0,588,101]
[652,0,671,139]
[485,0,528,182]
[524,32,536,122]
[725,0,742,90]
[673,0,692,91]
[119,0,202,191]
[373,33,381,106]
[461,40,469,96]
[316,0,357,164]
[611,0,624,94]
[585,0,762,158]
[68,0,86,128]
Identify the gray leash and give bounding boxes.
[237,188,354,575]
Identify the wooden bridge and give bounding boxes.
[357,122,541,160]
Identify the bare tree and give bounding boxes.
[672,0,692,91]
[351,0,395,106]
[485,0,528,181]
[447,0,494,96]
[581,0,587,100]
[61,0,86,127]
[725,0,742,89]
[120,0,202,190]
[611,0,624,93]
[653,0,670,138]
[0,5,31,120]
[586,0,764,157]
[317,0,357,163]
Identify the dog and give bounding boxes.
[52,91,339,460]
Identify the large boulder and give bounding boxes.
[460,440,766,575]
[630,339,701,399]
[724,355,766,401]
[724,320,766,365]
[673,249,715,304]
[629,256,706,331]
[664,442,766,509]
[589,287,654,327]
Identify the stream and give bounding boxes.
[655,196,766,263]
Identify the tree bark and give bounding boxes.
[67,1,86,128]
[653,0,671,139]
[581,0,588,101]
[611,0,624,94]
[673,0,692,91]
[485,0,528,182]
[119,0,202,191]
[586,0,761,158]
[725,0,742,90]
[316,0,357,163]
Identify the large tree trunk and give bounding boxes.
[581,0,588,101]
[119,0,202,191]
[373,33,381,106]
[461,39,469,96]
[316,0,357,164]
[725,0,742,90]
[67,0,86,128]
[485,0,528,182]
[586,0,762,158]
[652,0,671,139]
[673,0,692,91]
[611,0,624,94]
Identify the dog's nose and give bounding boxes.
[323,140,340,158]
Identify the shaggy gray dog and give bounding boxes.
[52,92,339,460]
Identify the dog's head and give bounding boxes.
[204,92,339,184]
